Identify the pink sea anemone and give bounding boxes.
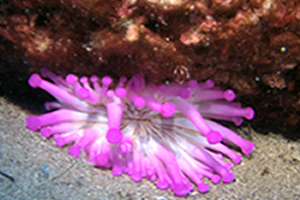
[26,68,255,197]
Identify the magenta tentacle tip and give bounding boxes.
[115,88,127,98]
[106,128,123,144]
[26,115,41,131]
[173,185,191,197]
[242,141,255,155]
[161,102,175,117]
[79,76,88,83]
[102,76,113,86]
[65,74,78,83]
[179,88,191,99]
[68,144,81,158]
[28,74,42,88]
[198,183,210,193]
[118,140,134,154]
[221,171,235,183]
[40,127,52,138]
[232,154,243,164]
[224,89,236,101]
[77,87,90,99]
[112,166,123,176]
[245,107,255,120]
[53,134,65,147]
[210,174,221,184]
[90,75,98,82]
[188,80,198,88]
[157,179,169,190]
[133,96,145,108]
[205,79,215,88]
[106,90,114,98]
[130,171,143,182]
[206,130,222,144]
[25,69,256,197]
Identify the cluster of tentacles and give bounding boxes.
[26,69,255,196]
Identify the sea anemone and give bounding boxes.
[25,69,255,197]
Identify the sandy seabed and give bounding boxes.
[0,97,299,200]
